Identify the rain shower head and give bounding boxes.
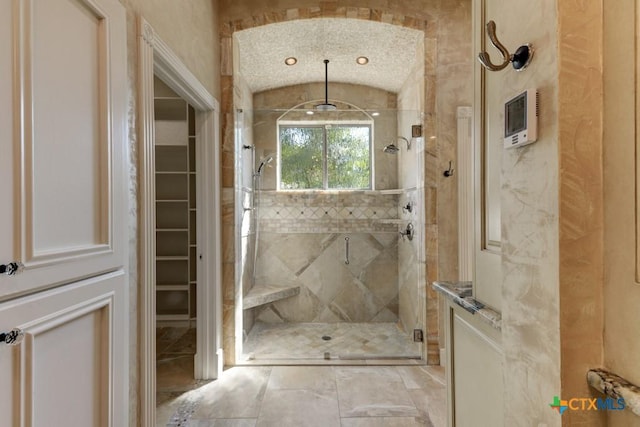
[382,144,400,154]
[315,59,337,111]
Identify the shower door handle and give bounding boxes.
[344,237,350,265]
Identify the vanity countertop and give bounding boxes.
[432,281,502,330]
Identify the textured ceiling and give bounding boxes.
[234,18,423,94]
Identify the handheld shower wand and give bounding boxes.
[256,155,274,176]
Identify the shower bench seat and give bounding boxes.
[243,284,301,309]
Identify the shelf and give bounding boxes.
[156,145,187,170]
[156,174,188,200]
[154,95,197,323]
[156,288,189,316]
[156,283,189,289]
[156,230,189,257]
[243,284,300,310]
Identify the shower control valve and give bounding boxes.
[399,223,414,241]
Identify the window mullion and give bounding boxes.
[323,126,328,189]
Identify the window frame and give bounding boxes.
[277,120,374,191]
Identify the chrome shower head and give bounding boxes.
[383,144,400,154]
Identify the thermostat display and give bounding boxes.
[504,89,538,148]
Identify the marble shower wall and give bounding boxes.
[251,191,402,324]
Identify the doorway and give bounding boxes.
[153,76,201,401]
[138,17,222,427]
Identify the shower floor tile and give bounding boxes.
[241,322,421,363]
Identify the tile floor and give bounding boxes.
[242,322,421,362]
[157,327,446,427]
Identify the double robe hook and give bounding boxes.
[478,21,533,72]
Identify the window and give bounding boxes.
[279,124,372,190]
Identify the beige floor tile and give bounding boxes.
[408,388,447,427]
[256,389,340,427]
[340,416,433,427]
[188,420,257,427]
[336,367,419,417]
[396,366,445,390]
[157,355,199,392]
[267,366,336,390]
[192,367,271,419]
[212,421,257,427]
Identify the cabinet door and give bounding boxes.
[0,0,127,300]
[0,272,128,427]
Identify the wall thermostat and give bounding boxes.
[504,88,538,148]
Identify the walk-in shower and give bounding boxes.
[234,88,426,363]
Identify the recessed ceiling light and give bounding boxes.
[284,57,297,66]
[306,110,315,115]
[356,56,369,65]
[371,112,380,117]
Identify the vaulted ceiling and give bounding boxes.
[234,18,424,94]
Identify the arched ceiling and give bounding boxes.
[234,18,424,94]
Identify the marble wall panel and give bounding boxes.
[489,0,561,424]
[558,3,605,425]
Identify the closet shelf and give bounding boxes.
[156,256,189,261]
[243,284,300,309]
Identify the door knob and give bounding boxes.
[0,328,24,346]
[0,262,23,276]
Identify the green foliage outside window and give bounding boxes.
[279,125,371,190]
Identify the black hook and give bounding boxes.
[443,161,454,177]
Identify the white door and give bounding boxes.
[0,0,128,425]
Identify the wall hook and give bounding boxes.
[443,161,454,177]
[477,21,533,72]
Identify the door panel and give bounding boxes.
[0,0,127,300]
[32,0,104,253]
[0,271,127,427]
